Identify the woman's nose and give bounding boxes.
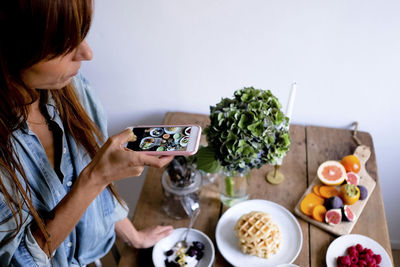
[73,40,93,61]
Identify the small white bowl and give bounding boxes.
[152,228,215,267]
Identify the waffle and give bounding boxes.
[234,211,281,259]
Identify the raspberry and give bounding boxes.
[337,256,345,264]
[360,254,368,261]
[373,254,382,264]
[356,244,364,252]
[367,249,374,257]
[340,255,351,265]
[349,249,359,257]
[358,259,367,266]
[347,246,356,254]
[350,255,358,264]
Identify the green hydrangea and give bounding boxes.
[204,87,290,173]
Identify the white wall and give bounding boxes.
[81,0,400,247]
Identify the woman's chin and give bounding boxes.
[46,77,73,89]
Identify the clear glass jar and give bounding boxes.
[219,170,250,207]
[161,169,202,219]
[199,170,223,185]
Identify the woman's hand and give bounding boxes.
[130,225,174,249]
[115,218,173,249]
[84,129,174,187]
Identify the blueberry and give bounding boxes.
[186,247,198,257]
[164,259,179,267]
[165,249,174,256]
[166,262,180,267]
[193,241,205,250]
[196,250,204,260]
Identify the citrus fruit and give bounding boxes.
[300,192,324,216]
[317,161,347,185]
[340,155,361,173]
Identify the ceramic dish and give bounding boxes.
[215,199,302,267]
[326,234,392,267]
[152,228,215,267]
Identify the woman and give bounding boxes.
[0,0,173,266]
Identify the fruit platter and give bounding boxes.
[294,145,376,236]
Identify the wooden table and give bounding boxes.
[119,112,393,267]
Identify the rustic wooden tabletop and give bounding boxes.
[118,112,393,267]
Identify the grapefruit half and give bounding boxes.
[317,161,346,186]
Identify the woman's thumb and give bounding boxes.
[112,128,137,145]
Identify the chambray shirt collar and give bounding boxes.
[19,93,60,135]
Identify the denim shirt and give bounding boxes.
[0,73,128,266]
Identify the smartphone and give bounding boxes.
[126,125,201,156]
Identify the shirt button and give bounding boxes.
[66,181,72,187]
[67,242,72,247]
[63,147,67,154]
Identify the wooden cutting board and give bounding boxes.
[294,145,376,236]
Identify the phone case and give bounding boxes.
[127,125,201,156]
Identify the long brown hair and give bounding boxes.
[0,0,122,253]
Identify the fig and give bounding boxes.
[342,205,356,222]
[324,196,344,210]
[325,208,342,225]
[346,172,360,186]
[358,185,368,200]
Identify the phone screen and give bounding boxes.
[127,126,193,152]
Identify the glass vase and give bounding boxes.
[218,171,250,207]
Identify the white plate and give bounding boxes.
[150,127,164,137]
[326,234,392,267]
[164,127,181,134]
[215,199,302,267]
[139,136,156,150]
[152,228,215,267]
